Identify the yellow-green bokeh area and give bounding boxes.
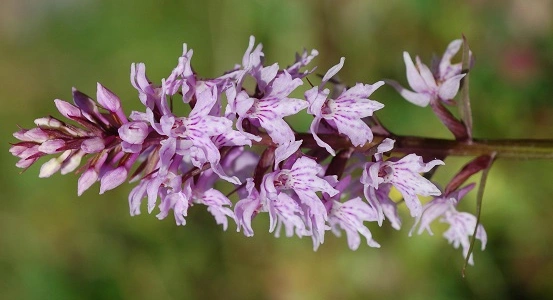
[1,0,553,299]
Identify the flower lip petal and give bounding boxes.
[119,121,149,144]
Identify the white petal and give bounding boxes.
[310,117,335,156]
[403,52,429,93]
[333,116,373,146]
[415,56,438,91]
[386,80,431,107]
[438,74,465,101]
[439,39,463,78]
[322,57,345,85]
[275,140,303,168]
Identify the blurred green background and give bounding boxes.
[2,0,553,299]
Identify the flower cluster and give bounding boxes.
[10,36,487,264]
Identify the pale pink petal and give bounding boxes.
[363,186,384,226]
[81,137,105,153]
[439,39,463,78]
[328,198,380,250]
[189,85,217,118]
[60,151,83,174]
[265,71,303,101]
[337,81,384,103]
[96,83,122,112]
[385,80,432,107]
[403,52,428,93]
[99,166,128,194]
[415,56,438,91]
[322,57,345,84]
[256,63,279,92]
[38,139,65,154]
[274,140,302,168]
[333,116,373,146]
[54,99,82,119]
[234,179,261,236]
[258,117,295,145]
[305,87,329,116]
[78,168,98,196]
[201,188,234,231]
[438,74,465,101]
[310,117,335,156]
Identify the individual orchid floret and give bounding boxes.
[129,153,194,225]
[130,44,198,112]
[274,140,302,169]
[119,121,150,153]
[219,147,259,185]
[409,183,475,236]
[305,57,384,156]
[38,150,72,178]
[240,36,265,79]
[231,71,307,145]
[234,178,262,237]
[410,184,486,265]
[362,138,443,218]
[164,44,196,102]
[148,85,242,184]
[194,188,235,231]
[363,183,402,230]
[442,209,487,265]
[130,63,165,112]
[431,39,473,85]
[327,198,381,249]
[129,170,168,217]
[156,175,192,226]
[232,36,279,94]
[285,48,319,79]
[189,165,236,231]
[387,39,467,107]
[190,129,258,184]
[324,176,381,249]
[261,156,338,249]
[260,172,308,238]
[128,172,154,216]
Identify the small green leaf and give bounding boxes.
[459,35,473,140]
[462,152,496,277]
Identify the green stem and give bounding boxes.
[390,136,553,159]
[256,133,553,159]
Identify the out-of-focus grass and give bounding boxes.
[1,0,553,299]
